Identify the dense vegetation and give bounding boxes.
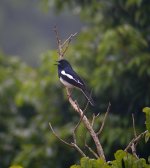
[0,0,150,167]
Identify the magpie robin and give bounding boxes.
[57,59,94,106]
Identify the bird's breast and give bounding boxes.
[59,77,74,88]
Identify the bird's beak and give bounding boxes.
[54,60,59,66]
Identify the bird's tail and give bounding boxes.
[81,88,95,106]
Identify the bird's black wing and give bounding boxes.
[60,67,95,106]
[60,67,86,89]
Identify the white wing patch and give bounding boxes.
[61,70,83,85]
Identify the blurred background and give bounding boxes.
[0,0,150,168]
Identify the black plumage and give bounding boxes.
[57,59,94,106]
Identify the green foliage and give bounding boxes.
[0,52,77,168]
[71,150,150,168]
[10,166,23,168]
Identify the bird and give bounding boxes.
[56,59,94,106]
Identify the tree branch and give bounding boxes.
[52,27,105,160]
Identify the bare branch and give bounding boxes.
[71,143,86,157]
[97,102,111,135]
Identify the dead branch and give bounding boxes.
[54,26,77,59]
[52,26,105,160]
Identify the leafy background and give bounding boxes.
[0,0,150,167]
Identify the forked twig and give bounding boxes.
[49,122,86,157]
[62,32,78,48]
[62,32,78,56]
[131,143,138,158]
[124,130,148,152]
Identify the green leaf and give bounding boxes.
[143,107,150,132]
[80,157,90,168]
[70,165,81,168]
[9,166,23,168]
[145,132,150,143]
[114,150,127,160]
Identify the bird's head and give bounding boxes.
[56,59,72,69]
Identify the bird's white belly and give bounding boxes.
[60,77,74,88]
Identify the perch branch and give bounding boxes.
[52,27,105,160]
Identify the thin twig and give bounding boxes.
[62,32,78,48]
[49,122,72,147]
[85,143,99,159]
[62,32,78,57]
[71,143,86,157]
[132,113,137,138]
[91,114,96,127]
[97,102,111,135]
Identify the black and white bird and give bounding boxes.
[56,59,94,106]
